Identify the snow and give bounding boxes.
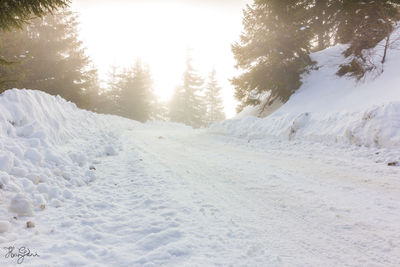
[8,194,33,217]
[0,153,14,172]
[104,146,117,156]
[24,148,42,164]
[211,39,400,151]
[0,221,10,233]
[0,43,400,267]
[0,89,132,247]
[62,189,73,199]
[276,43,400,114]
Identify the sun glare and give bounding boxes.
[72,1,247,117]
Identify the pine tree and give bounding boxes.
[0,0,70,31]
[232,0,400,113]
[335,0,400,79]
[150,101,169,121]
[0,10,99,109]
[1,0,69,78]
[169,85,186,124]
[310,0,340,52]
[204,69,225,124]
[0,28,30,87]
[117,60,155,122]
[97,65,122,115]
[80,66,100,111]
[232,0,315,113]
[169,51,206,128]
[313,0,328,51]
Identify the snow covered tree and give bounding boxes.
[169,51,206,128]
[232,0,315,112]
[0,0,70,31]
[204,69,225,124]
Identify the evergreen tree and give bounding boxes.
[169,85,186,124]
[151,101,169,121]
[232,0,400,112]
[0,10,99,109]
[96,65,122,115]
[232,0,315,112]
[117,60,155,122]
[310,0,340,51]
[0,0,70,30]
[313,0,329,51]
[335,0,400,79]
[204,69,225,124]
[107,65,120,97]
[169,51,206,128]
[80,65,101,111]
[0,28,30,86]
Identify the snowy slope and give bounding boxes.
[210,41,400,151]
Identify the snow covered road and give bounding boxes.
[4,122,400,266]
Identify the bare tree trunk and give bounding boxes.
[382,34,390,64]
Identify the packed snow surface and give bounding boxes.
[0,89,400,266]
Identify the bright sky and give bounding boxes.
[71,0,250,118]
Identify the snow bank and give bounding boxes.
[0,89,132,234]
[210,103,400,148]
[210,38,400,150]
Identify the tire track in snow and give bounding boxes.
[3,124,399,266]
[130,127,400,266]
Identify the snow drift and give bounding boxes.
[0,89,132,236]
[210,40,400,149]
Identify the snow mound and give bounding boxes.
[209,41,400,150]
[0,89,135,236]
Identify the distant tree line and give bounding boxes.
[169,51,225,128]
[98,61,159,122]
[233,0,400,113]
[0,4,225,127]
[103,53,225,127]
